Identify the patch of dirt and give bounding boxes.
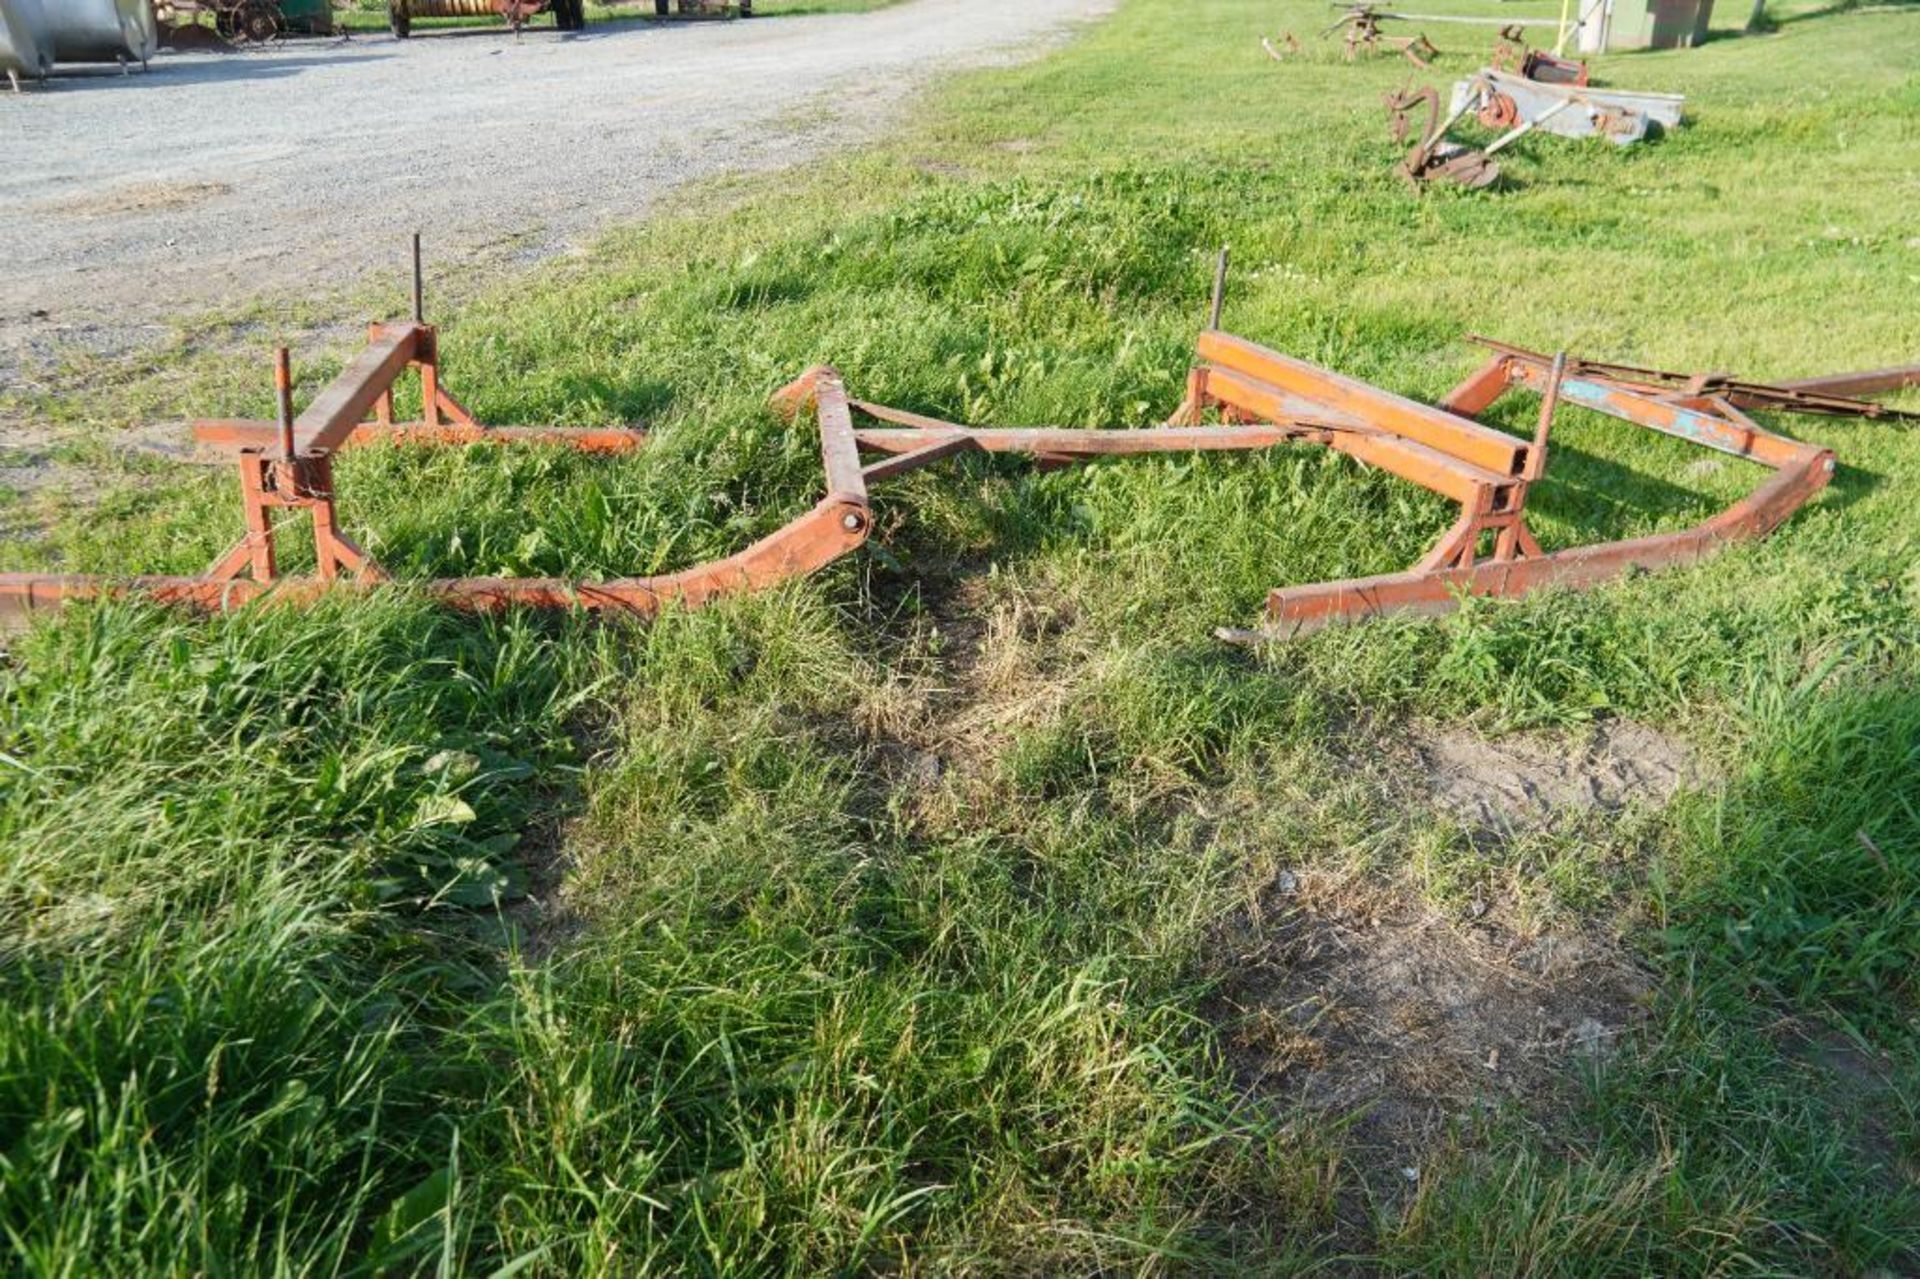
[0,465,66,496]
[1204,715,1691,1205]
[36,181,233,220]
[0,429,82,498]
[849,580,1687,1208]
[1217,869,1652,1197]
[1412,718,1703,833]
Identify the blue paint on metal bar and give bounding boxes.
[1556,376,1763,462]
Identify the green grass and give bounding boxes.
[5,0,1920,1271]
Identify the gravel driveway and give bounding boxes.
[0,0,1110,378]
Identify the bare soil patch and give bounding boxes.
[1217,868,1652,1196]
[35,181,233,220]
[1207,716,1701,1200]
[849,574,1690,1203]
[1411,718,1702,833]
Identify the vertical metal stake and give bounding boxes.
[1208,245,1230,331]
[1529,351,1566,480]
[275,346,296,461]
[411,232,424,324]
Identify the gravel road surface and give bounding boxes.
[0,0,1109,379]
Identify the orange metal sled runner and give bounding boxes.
[0,296,1911,637]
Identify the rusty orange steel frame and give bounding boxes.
[0,297,1910,635]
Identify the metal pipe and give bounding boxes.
[274,347,296,461]
[1370,9,1550,24]
[1481,98,1573,158]
[411,233,424,324]
[1328,3,1544,25]
[1527,351,1565,480]
[1771,364,1920,400]
[1420,94,1479,154]
[1208,246,1230,331]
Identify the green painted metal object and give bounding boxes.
[1606,0,1716,49]
[275,0,336,33]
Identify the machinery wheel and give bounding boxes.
[240,1,283,42]
[389,0,411,37]
[1477,91,1520,131]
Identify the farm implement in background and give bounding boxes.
[0,251,1912,639]
[1265,5,1564,68]
[386,0,586,38]
[1317,4,1443,65]
[651,1,754,15]
[1388,67,1684,187]
[153,0,338,44]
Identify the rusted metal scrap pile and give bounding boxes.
[1259,6,1686,187]
[4,252,1913,642]
[1292,4,1442,65]
[1265,5,1567,68]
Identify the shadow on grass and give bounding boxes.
[0,596,617,1271]
[1532,437,1882,546]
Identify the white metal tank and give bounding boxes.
[0,0,54,88]
[43,0,158,66]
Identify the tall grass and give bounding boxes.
[3,0,1919,1270]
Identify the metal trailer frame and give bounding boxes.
[0,317,647,617]
[387,0,585,38]
[0,260,1911,637]
[652,1,754,16]
[1229,338,1866,641]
